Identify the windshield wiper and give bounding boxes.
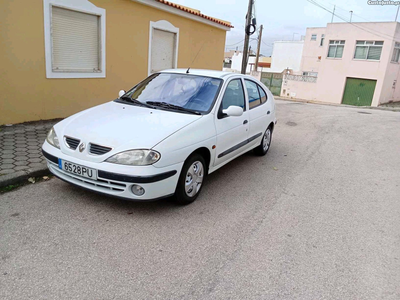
[119,96,154,108]
[146,101,201,115]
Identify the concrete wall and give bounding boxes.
[0,0,228,124]
[299,27,326,75]
[284,22,400,107]
[270,41,304,73]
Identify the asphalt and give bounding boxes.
[1,101,400,299]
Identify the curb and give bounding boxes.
[275,97,400,112]
[0,166,50,188]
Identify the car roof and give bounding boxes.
[160,69,234,79]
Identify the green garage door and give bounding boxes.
[342,78,376,106]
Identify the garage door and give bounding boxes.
[342,78,376,106]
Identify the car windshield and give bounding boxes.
[123,73,222,113]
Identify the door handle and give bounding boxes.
[243,120,248,125]
[267,111,270,115]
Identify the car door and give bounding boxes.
[244,79,272,148]
[214,78,249,166]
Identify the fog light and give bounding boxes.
[131,184,145,196]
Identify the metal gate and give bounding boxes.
[342,78,377,106]
[260,72,283,96]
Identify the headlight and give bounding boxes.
[105,150,161,166]
[46,127,60,149]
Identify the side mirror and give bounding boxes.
[118,90,126,98]
[222,106,243,117]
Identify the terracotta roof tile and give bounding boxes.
[155,0,233,28]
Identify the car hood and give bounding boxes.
[55,101,201,161]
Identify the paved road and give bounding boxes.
[1,101,400,300]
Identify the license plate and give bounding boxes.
[58,159,97,180]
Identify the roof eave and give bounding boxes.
[133,0,232,31]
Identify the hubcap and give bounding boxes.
[185,161,204,197]
[263,129,271,152]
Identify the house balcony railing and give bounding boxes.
[285,74,317,83]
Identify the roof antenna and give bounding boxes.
[186,41,205,74]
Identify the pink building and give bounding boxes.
[282,22,400,107]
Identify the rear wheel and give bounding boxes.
[173,154,206,205]
[254,126,272,156]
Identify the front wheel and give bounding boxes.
[173,154,206,205]
[254,126,272,156]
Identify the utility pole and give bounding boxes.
[349,10,353,23]
[331,5,335,23]
[396,6,400,22]
[241,0,254,74]
[255,25,263,73]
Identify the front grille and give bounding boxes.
[48,164,127,192]
[89,143,112,155]
[65,136,80,150]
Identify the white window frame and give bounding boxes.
[391,42,400,63]
[327,40,345,59]
[43,0,106,79]
[302,71,318,77]
[353,40,384,61]
[148,20,179,76]
[311,34,317,41]
[320,34,325,47]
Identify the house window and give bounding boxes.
[311,34,317,41]
[391,42,400,63]
[354,41,384,61]
[149,20,179,75]
[43,0,106,78]
[302,72,318,77]
[327,40,345,58]
[320,34,325,46]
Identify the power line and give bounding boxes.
[307,0,398,42]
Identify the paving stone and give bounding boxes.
[1,154,15,159]
[0,164,14,170]
[1,159,14,164]
[14,166,29,171]
[14,156,29,161]
[14,152,29,156]
[15,148,28,152]
[27,149,40,154]
[2,142,14,146]
[27,146,40,150]
[29,153,42,158]
[14,161,28,166]
[1,149,14,154]
[2,146,15,150]
[28,158,42,163]
[28,162,46,168]
[15,137,27,141]
[0,169,15,175]
[27,141,39,146]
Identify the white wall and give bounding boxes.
[231,53,257,73]
[270,41,304,73]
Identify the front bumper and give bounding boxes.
[42,142,182,201]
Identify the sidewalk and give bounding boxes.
[0,120,59,188]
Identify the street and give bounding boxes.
[1,100,400,299]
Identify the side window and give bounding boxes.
[245,80,261,109]
[257,85,268,103]
[221,79,246,111]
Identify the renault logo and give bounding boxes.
[79,142,86,152]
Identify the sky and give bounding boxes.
[170,0,400,56]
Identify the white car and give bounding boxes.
[42,69,276,204]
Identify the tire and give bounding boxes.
[254,126,272,156]
[173,154,206,205]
